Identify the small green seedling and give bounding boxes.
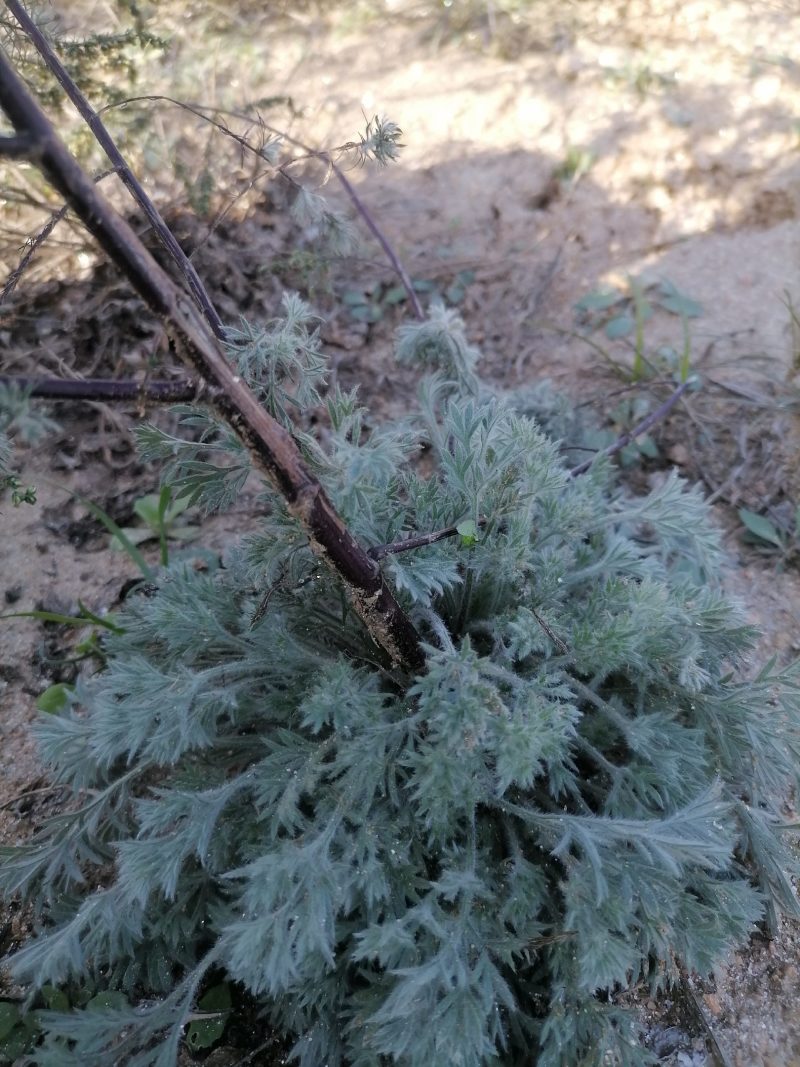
[456,518,480,547]
[1,472,36,506]
[442,269,475,306]
[0,999,39,1064]
[601,60,676,97]
[342,282,388,323]
[0,971,229,1060]
[36,682,74,715]
[109,487,197,565]
[739,505,800,566]
[5,602,122,634]
[0,984,122,1064]
[2,600,122,674]
[555,145,595,186]
[343,271,475,323]
[574,275,702,383]
[1,601,120,674]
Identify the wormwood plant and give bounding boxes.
[2,305,800,1067]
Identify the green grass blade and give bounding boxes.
[80,497,154,579]
[1,609,119,631]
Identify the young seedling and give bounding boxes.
[555,144,595,187]
[343,271,475,324]
[109,487,198,566]
[574,274,702,384]
[739,504,800,567]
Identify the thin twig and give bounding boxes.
[249,561,290,630]
[97,94,272,165]
[97,93,425,318]
[568,378,694,477]
[702,459,746,506]
[531,607,569,655]
[3,201,67,304]
[331,162,423,319]
[368,518,487,562]
[5,0,225,338]
[0,782,69,812]
[574,378,678,408]
[1,166,116,306]
[236,1036,290,1066]
[0,375,211,403]
[677,971,734,1067]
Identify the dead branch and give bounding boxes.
[330,162,423,320]
[5,0,225,338]
[0,46,424,672]
[1,166,116,306]
[0,376,207,403]
[568,378,694,477]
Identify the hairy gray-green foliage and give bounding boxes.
[0,385,58,507]
[290,186,357,257]
[0,429,10,476]
[3,305,800,1067]
[136,406,249,514]
[0,382,60,445]
[396,304,480,394]
[223,293,329,429]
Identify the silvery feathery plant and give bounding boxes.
[0,383,59,506]
[2,303,800,1067]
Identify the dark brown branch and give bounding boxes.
[5,0,225,338]
[568,378,693,477]
[0,376,208,403]
[0,47,424,672]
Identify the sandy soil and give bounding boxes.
[2,1,800,1063]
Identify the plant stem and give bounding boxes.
[568,378,693,477]
[330,162,424,319]
[368,517,487,561]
